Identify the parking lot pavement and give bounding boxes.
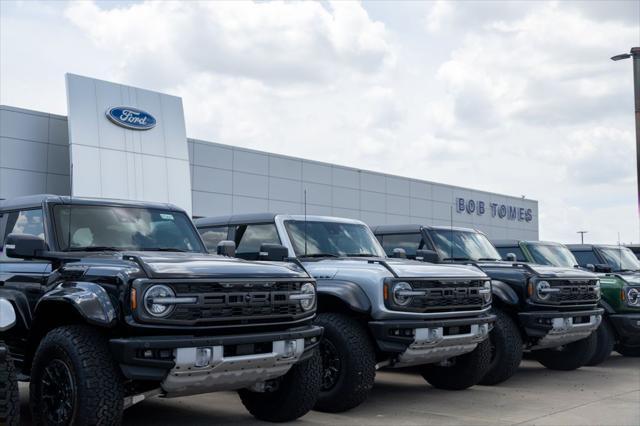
[19,354,639,425]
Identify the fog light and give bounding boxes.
[143,349,153,358]
[195,347,213,367]
[284,340,297,358]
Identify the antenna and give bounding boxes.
[304,189,308,256]
[618,232,622,269]
[67,163,74,250]
[450,205,454,260]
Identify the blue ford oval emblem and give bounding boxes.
[106,106,156,130]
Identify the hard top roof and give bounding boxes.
[0,194,183,212]
[371,224,480,234]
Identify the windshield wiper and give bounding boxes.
[442,257,471,261]
[67,246,121,252]
[345,253,378,257]
[299,253,339,258]
[478,258,501,261]
[142,248,189,252]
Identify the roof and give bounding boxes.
[567,244,631,250]
[0,194,184,212]
[491,239,522,247]
[371,224,481,235]
[194,213,368,228]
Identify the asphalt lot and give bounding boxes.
[19,354,639,425]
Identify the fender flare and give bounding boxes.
[317,280,371,313]
[35,282,117,327]
[491,280,520,306]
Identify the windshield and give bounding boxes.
[284,220,386,258]
[53,205,205,253]
[599,247,640,272]
[525,243,577,268]
[430,229,501,261]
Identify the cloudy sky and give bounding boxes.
[1,0,639,244]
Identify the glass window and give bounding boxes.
[234,224,280,259]
[284,220,386,258]
[598,247,640,272]
[525,243,577,268]
[496,246,528,262]
[1,209,45,260]
[428,229,502,261]
[571,250,600,267]
[200,226,229,251]
[379,233,423,257]
[53,205,205,253]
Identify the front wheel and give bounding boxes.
[29,325,125,426]
[533,331,597,371]
[586,320,614,366]
[480,309,523,385]
[616,344,640,357]
[238,348,322,422]
[313,312,376,413]
[421,339,491,390]
[0,344,20,426]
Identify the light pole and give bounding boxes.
[611,48,640,219]
[577,230,588,244]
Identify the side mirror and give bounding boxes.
[392,248,407,259]
[415,249,439,263]
[594,264,612,273]
[505,253,517,262]
[216,240,236,257]
[259,243,289,262]
[585,263,595,272]
[4,233,48,259]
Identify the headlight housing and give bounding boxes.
[535,281,553,301]
[481,280,492,304]
[144,284,176,318]
[299,282,316,311]
[392,282,414,306]
[626,287,640,306]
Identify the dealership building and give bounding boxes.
[0,74,538,240]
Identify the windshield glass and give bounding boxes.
[526,243,577,268]
[284,220,386,258]
[430,229,501,261]
[599,247,640,272]
[53,205,205,252]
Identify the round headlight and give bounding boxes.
[536,281,552,301]
[144,284,176,317]
[299,283,316,311]
[627,288,640,306]
[482,281,492,303]
[392,282,413,306]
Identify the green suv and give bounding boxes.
[493,240,640,364]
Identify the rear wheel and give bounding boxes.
[616,344,640,357]
[480,309,523,385]
[421,339,491,390]
[313,313,376,413]
[586,320,614,366]
[533,331,597,371]
[30,325,125,426]
[239,348,321,422]
[0,344,20,426]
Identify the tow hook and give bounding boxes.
[123,388,163,409]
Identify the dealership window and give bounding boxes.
[379,233,423,257]
[572,250,600,267]
[200,226,229,252]
[1,209,45,260]
[234,224,280,260]
[495,246,527,262]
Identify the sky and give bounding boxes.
[1,0,639,244]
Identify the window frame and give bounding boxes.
[231,222,282,260]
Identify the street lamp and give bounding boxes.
[611,47,640,219]
[577,230,588,244]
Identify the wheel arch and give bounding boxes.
[316,280,371,315]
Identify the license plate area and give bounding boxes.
[223,342,273,357]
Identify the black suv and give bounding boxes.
[373,225,602,385]
[0,195,322,424]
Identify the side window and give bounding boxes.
[496,246,527,262]
[1,208,45,260]
[199,226,229,252]
[572,250,599,267]
[379,233,423,257]
[234,224,280,260]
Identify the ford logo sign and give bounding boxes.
[106,106,156,130]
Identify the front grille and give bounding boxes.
[400,280,487,312]
[545,279,599,305]
[140,280,310,326]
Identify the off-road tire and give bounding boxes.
[586,320,614,366]
[0,344,20,426]
[533,331,597,371]
[616,344,640,357]
[30,325,125,426]
[313,312,376,413]
[239,348,321,422]
[480,309,523,385]
[421,338,491,390]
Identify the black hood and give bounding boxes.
[476,261,597,279]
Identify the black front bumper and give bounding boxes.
[110,324,323,381]
[609,313,640,346]
[518,308,603,337]
[369,313,495,353]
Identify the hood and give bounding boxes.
[302,257,487,281]
[477,261,597,279]
[616,272,640,286]
[85,251,309,279]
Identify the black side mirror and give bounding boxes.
[505,253,517,262]
[4,233,48,259]
[416,249,439,263]
[216,240,236,257]
[259,243,289,261]
[594,264,613,273]
[392,248,407,259]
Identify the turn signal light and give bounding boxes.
[527,282,534,297]
[383,283,389,300]
[130,288,137,310]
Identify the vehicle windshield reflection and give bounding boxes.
[430,229,501,261]
[526,243,576,268]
